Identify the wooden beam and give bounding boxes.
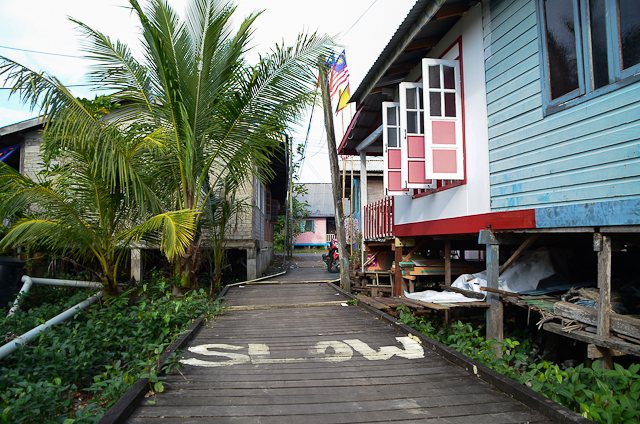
[434,5,469,20]
[402,240,425,263]
[441,285,484,299]
[498,234,540,276]
[405,38,439,51]
[587,344,626,359]
[444,239,452,286]
[544,322,640,357]
[387,63,416,76]
[553,301,640,341]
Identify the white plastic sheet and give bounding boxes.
[405,248,555,304]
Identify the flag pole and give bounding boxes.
[319,60,350,291]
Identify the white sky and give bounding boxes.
[0,0,415,182]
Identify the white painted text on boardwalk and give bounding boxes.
[181,336,424,367]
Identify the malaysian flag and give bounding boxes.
[329,50,349,99]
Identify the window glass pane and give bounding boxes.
[420,113,424,135]
[444,93,456,117]
[406,88,417,109]
[429,92,441,116]
[443,66,455,89]
[544,0,580,100]
[407,111,418,133]
[589,0,609,89]
[428,65,440,88]
[618,0,640,70]
[419,88,424,109]
[388,128,397,147]
[387,107,397,126]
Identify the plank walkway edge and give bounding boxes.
[329,282,591,424]
[97,285,234,424]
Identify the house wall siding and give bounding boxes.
[483,0,640,212]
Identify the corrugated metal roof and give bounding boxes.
[298,183,335,217]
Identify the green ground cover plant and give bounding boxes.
[0,272,222,423]
[397,306,640,424]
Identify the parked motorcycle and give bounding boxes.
[322,237,340,273]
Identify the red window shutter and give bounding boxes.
[382,102,409,195]
[399,82,435,189]
[422,58,464,180]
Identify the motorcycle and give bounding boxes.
[322,237,340,273]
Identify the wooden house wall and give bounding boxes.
[482,0,640,212]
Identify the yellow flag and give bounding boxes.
[336,83,351,113]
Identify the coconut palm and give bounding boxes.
[0,0,332,289]
[73,0,332,288]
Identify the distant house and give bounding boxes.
[0,118,288,281]
[293,183,336,247]
[0,117,45,178]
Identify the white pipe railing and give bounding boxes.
[0,291,103,360]
[7,276,102,317]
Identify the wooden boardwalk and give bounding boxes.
[124,276,576,423]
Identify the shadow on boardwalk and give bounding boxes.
[122,272,583,423]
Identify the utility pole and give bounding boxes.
[319,62,350,291]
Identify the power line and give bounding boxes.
[342,0,381,39]
[0,45,86,59]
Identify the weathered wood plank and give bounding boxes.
[126,402,550,423]
[129,392,519,417]
[553,301,640,340]
[543,323,640,357]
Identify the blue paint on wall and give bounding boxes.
[535,198,640,228]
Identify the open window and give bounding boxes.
[382,101,409,195]
[399,82,436,189]
[422,58,464,181]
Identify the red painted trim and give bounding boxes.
[394,209,537,237]
[337,106,363,155]
[412,180,464,199]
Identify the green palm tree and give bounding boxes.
[74,0,332,287]
[1,0,332,289]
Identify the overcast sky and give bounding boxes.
[0,0,414,182]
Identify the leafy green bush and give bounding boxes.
[0,272,222,423]
[397,306,640,423]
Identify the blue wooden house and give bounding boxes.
[340,0,640,360]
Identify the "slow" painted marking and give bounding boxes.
[181,337,424,367]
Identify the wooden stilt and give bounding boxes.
[595,233,613,369]
[479,229,503,357]
[394,244,403,297]
[444,239,451,286]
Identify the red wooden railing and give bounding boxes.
[363,196,394,240]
